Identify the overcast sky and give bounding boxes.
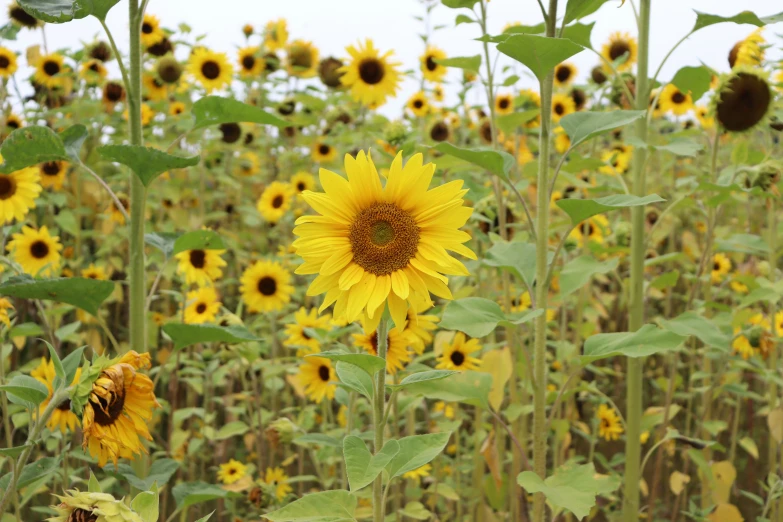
[3,0,782,117]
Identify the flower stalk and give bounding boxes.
[372,316,388,522]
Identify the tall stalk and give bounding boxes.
[372,318,389,522]
[622,0,650,519]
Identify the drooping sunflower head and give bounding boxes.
[728,28,765,69]
[286,39,319,78]
[238,46,263,77]
[146,36,174,57]
[0,47,18,78]
[297,356,336,403]
[38,160,68,190]
[712,67,773,133]
[87,40,112,62]
[660,83,693,116]
[156,56,183,84]
[8,1,42,29]
[7,225,61,276]
[601,31,637,72]
[318,56,345,88]
[407,91,430,118]
[339,39,401,108]
[175,247,227,286]
[240,260,294,313]
[554,62,577,87]
[420,46,447,83]
[428,120,450,143]
[187,48,233,93]
[34,53,67,90]
[551,93,576,123]
[437,332,482,371]
[291,171,316,196]
[293,151,475,330]
[591,65,608,85]
[264,19,289,51]
[49,490,144,522]
[140,14,165,47]
[257,181,295,223]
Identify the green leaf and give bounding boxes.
[293,433,341,449]
[433,143,515,181]
[399,502,432,521]
[496,35,584,83]
[0,445,30,458]
[192,96,289,130]
[558,256,619,297]
[440,297,542,338]
[263,490,357,521]
[213,421,250,440]
[484,240,539,287]
[671,66,712,101]
[88,0,121,21]
[0,375,49,405]
[343,437,400,492]
[15,0,91,23]
[401,371,492,408]
[132,484,159,522]
[45,340,65,388]
[658,312,731,352]
[434,55,481,72]
[171,229,225,255]
[87,471,101,493]
[455,14,474,25]
[386,370,459,391]
[0,275,114,315]
[335,362,374,400]
[311,350,386,376]
[0,455,61,491]
[517,463,619,519]
[60,124,89,162]
[691,9,783,33]
[114,459,180,491]
[441,0,479,8]
[0,126,68,173]
[61,347,85,387]
[385,432,451,479]
[162,323,260,351]
[145,232,179,259]
[193,512,215,522]
[172,482,227,510]
[496,109,540,135]
[557,194,665,225]
[561,21,595,49]
[564,0,611,24]
[581,324,687,363]
[98,145,200,187]
[716,233,768,255]
[559,110,645,149]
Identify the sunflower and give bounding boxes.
[30,358,81,433]
[495,93,514,115]
[569,215,610,246]
[403,464,432,482]
[312,140,337,163]
[729,28,765,69]
[433,84,445,102]
[340,39,401,107]
[293,151,475,331]
[5,113,22,130]
[263,467,293,502]
[0,162,41,223]
[407,91,430,117]
[318,57,345,88]
[140,14,165,47]
[78,59,107,86]
[554,127,570,153]
[429,120,450,142]
[659,84,693,116]
[284,307,332,355]
[695,105,714,129]
[7,1,42,29]
[713,68,772,133]
[7,226,62,277]
[599,148,631,175]
[235,46,261,78]
[510,291,532,313]
[49,490,143,522]
[554,62,577,88]
[187,48,233,93]
[38,160,68,190]
[123,104,155,126]
[286,40,318,78]
[142,73,167,101]
[241,260,294,313]
[291,171,316,196]
[174,248,226,287]
[81,264,108,280]
[0,298,13,328]
[711,253,731,283]
[102,81,126,108]
[405,307,439,355]
[264,19,288,51]
[34,53,66,89]
[169,101,186,117]
[732,314,772,360]
[551,93,576,123]
[601,32,637,72]
[82,351,160,467]
[258,181,295,223]
[437,332,481,371]
[234,151,261,177]
[596,403,624,441]
[297,356,336,403]
[352,325,413,374]
[217,459,247,485]
[420,46,447,83]
[0,47,18,78]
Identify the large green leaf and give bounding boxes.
[558,256,619,297]
[343,437,399,492]
[433,143,515,181]
[60,124,89,161]
[386,370,459,391]
[0,126,69,173]
[496,109,540,135]
[496,35,583,83]
[484,240,540,288]
[559,110,645,149]
[162,324,261,351]
[145,232,179,259]
[557,194,665,225]
[16,0,91,22]
[131,484,159,522]
[434,55,481,72]
[671,66,712,102]
[172,482,227,510]
[716,233,768,255]
[563,0,611,24]
[115,458,180,491]
[402,371,492,408]
[441,0,479,8]
[659,312,731,352]
[0,456,61,491]
[517,464,620,519]
[171,230,226,255]
[561,22,595,49]
[263,490,357,521]
[440,297,542,338]
[0,276,114,315]
[335,362,374,400]
[191,96,289,130]
[0,375,49,405]
[99,145,200,187]
[581,324,687,363]
[311,350,386,376]
[385,432,451,479]
[691,9,783,33]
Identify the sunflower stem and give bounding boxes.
[372,316,388,522]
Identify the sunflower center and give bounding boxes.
[425,56,438,72]
[358,58,384,85]
[609,41,630,61]
[297,182,306,192]
[257,276,277,296]
[318,364,330,381]
[189,249,206,269]
[201,60,221,80]
[67,508,98,522]
[272,195,284,208]
[0,176,17,200]
[242,55,256,70]
[42,162,61,175]
[196,303,207,314]
[713,262,720,271]
[318,144,330,155]
[30,240,50,259]
[555,66,571,83]
[498,98,509,109]
[89,62,101,73]
[349,202,419,276]
[717,72,771,132]
[600,417,610,429]
[220,122,241,143]
[413,99,423,109]
[43,60,60,77]
[671,91,685,104]
[57,398,72,411]
[450,350,465,367]
[141,22,153,34]
[554,103,565,115]
[430,122,449,142]
[0,56,9,69]
[90,385,126,426]
[105,82,124,102]
[11,7,38,27]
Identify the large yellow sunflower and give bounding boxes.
[297,356,336,403]
[286,40,318,78]
[352,326,413,374]
[240,260,294,313]
[257,181,295,223]
[7,225,62,277]
[31,358,81,433]
[184,286,221,324]
[0,161,41,223]
[140,14,165,47]
[436,332,482,371]
[82,351,160,467]
[38,160,68,190]
[601,32,638,72]
[420,46,447,83]
[175,248,227,286]
[292,151,475,331]
[264,19,289,51]
[340,39,401,107]
[34,53,66,89]
[283,307,332,355]
[0,47,18,78]
[187,48,233,93]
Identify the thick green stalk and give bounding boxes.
[372,318,388,522]
[623,0,650,519]
[769,198,779,473]
[532,2,558,521]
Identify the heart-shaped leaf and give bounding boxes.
[343,436,400,492]
[99,145,200,187]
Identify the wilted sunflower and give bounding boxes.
[711,253,731,283]
[218,459,247,485]
[297,356,336,403]
[293,151,474,330]
[264,19,288,51]
[551,93,576,123]
[291,171,316,196]
[31,358,81,433]
[420,46,447,83]
[601,32,637,71]
[34,53,66,89]
[140,14,165,47]
[81,264,108,280]
[87,40,113,62]
[0,161,41,223]
[554,62,577,87]
[312,140,337,163]
[659,84,693,116]
[597,404,624,441]
[38,160,68,190]
[407,91,430,117]
[340,39,401,107]
[49,490,144,522]
[318,57,344,88]
[79,59,107,86]
[241,260,294,313]
[353,325,413,374]
[175,248,227,286]
[713,68,772,133]
[7,1,42,29]
[286,40,319,78]
[437,332,481,371]
[82,351,160,467]
[187,48,233,93]
[0,47,18,78]
[283,307,332,355]
[263,467,293,502]
[7,225,62,277]
[237,46,263,77]
[728,28,765,69]
[142,73,167,101]
[494,93,514,115]
[257,181,295,223]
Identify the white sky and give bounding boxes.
[3,0,782,117]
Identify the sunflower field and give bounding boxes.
[0,0,782,520]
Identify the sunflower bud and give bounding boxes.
[156,56,182,84]
[383,120,409,147]
[266,417,296,447]
[242,24,254,37]
[750,160,782,193]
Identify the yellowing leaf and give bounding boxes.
[711,461,736,504]
[669,471,690,495]
[708,503,744,522]
[738,437,759,459]
[480,431,502,488]
[484,347,513,410]
[639,478,648,497]
[768,408,783,443]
